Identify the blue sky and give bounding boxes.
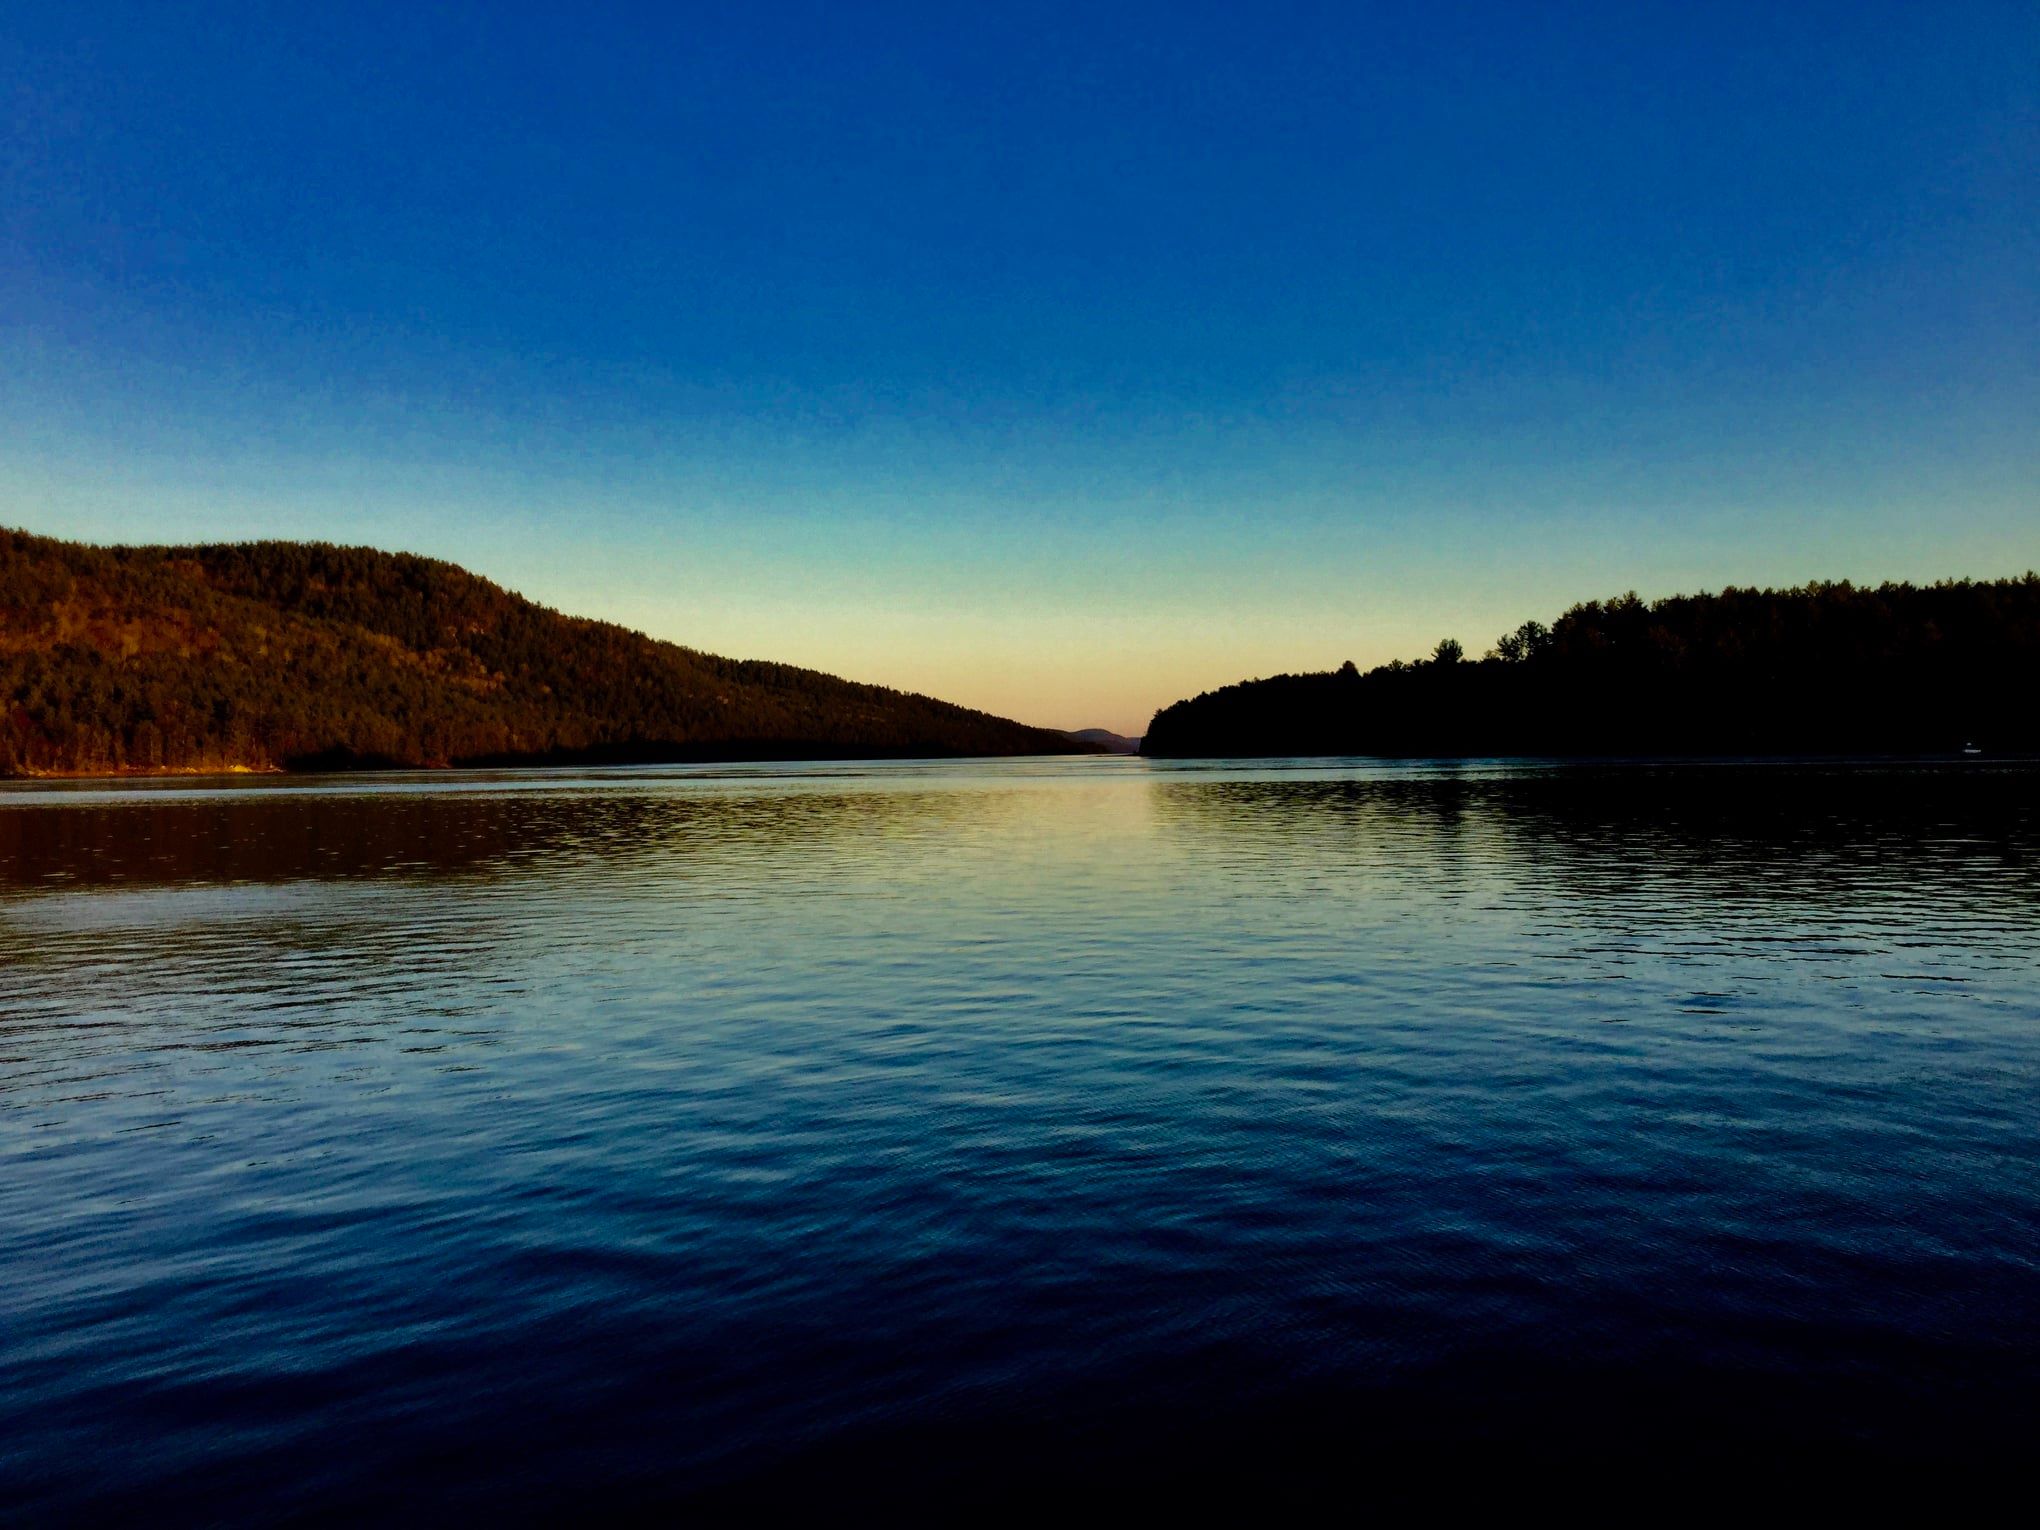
[4,1,2035,734]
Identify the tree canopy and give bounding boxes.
[1143,576,2040,758]
[0,529,1090,776]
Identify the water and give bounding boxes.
[3,757,2036,1517]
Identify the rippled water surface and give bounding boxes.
[3,757,2037,1517]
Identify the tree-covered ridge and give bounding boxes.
[1143,576,2040,758]
[0,529,1090,775]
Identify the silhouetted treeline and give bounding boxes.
[1143,577,2040,758]
[0,529,1090,776]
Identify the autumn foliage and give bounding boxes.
[0,529,1085,776]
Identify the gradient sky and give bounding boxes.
[4,2,2035,735]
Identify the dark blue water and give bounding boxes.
[3,758,2036,1518]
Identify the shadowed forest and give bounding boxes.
[0,529,1088,776]
[1143,576,2040,758]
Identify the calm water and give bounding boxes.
[3,757,2037,1517]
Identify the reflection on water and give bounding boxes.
[2,757,2037,1516]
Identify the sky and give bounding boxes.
[4,2,2035,736]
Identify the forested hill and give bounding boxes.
[0,529,1091,776]
[1143,575,2040,759]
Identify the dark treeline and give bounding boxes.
[0,529,1089,776]
[1143,576,2040,758]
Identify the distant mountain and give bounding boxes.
[1144,575,2040,759]
[0,529,1097,776]
[1063,728,1142,754]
